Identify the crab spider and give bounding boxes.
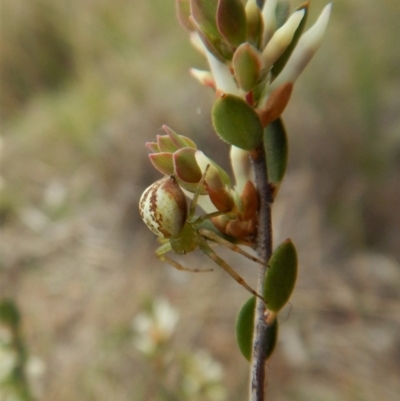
[139,167,265,301]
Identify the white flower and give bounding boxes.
[0,347,18,382]
[182,349,226,401]
[262,9,305,71]
[270,3,332,91]
[0,324,12,346]
[132,298,180,355]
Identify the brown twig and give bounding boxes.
[249,146,274,401]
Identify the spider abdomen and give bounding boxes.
[139,176,188,238]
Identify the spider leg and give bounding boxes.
[198,228,265,265]
[188,165,211,218]
[155,243,213,273]
[199,240,265,301]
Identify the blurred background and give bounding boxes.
[0,0,399,400]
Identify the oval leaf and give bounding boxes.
[173,148,203,183]
[217,0,247,47]
[245,0,263,48]
[212,94,263,150]
[236,296,279,361]
[190,0,219,38]
[264,239,298,312]
[264,118,288,198]
[191,17,233,61]
[157,135,179,153]
[236,296,256,361]
[149,153,174,176]
[232,43,262,92]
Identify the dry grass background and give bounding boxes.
[1,0,399,400]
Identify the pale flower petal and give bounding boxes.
[205,50,241,95]
[262,9,305,70]
[261,0,278,45]
[270,3,332,91]
[230,146,251,193]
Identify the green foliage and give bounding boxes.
[236,296,279,362]
[264,118,288,195]
[0,298,21,326]
[212,94,264,150]
[174,148,203,183]
[216,0,247,47]
[232,43,263,92]
[264,239,298,313]
[235,296,255,361]
[191,0,220,38]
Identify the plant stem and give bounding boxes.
[249,146,273,401]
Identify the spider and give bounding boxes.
[139,166,265,301]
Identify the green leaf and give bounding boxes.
[0,298,21,326]
[191,17,233,61]
[173,148,203,183]
[275,1,291,29]
[264,239,298,313]
[264,117,288,188]
[149,153,174,176]
[272,2,309,78]
[190,0,219,38]
[217,0,247,47]
[236,296,255,361]
[146,142,159,153]
[232,43,262,92]
[236,296,279,361]
[212,94,263,150]
[163,125,197,149]
[157,135,179,153]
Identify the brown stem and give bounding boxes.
[249,146,273,401]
